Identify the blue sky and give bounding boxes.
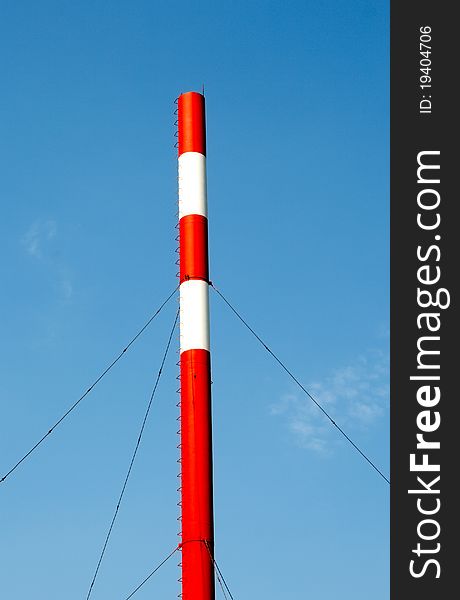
[0,1,389,598]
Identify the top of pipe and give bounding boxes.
[178,92,206,157]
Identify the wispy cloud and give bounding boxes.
[271,350,389,454]
[21,220,57,259]
[59,277,73,300]
[21,219,73,300]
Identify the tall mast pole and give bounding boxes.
[177,91,215,600]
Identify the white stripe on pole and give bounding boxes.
[179,280,211,353]
[178,152,208,219]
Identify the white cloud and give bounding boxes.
[271,350,389,454]
[21,219,73,300]
[21,220,57,258]
[58,274,73,300]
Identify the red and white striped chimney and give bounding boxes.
[177,91,215,600]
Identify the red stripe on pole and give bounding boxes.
[179,214,209,284]
[178,92,206,156]
[180,348,215,600]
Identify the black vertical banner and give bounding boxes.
[391,3,457,599]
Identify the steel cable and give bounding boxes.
[1,287,177,485]
[121,546,179,600]
[211,284,390,485]
[203,540,234,600]
[86,309,179,600]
